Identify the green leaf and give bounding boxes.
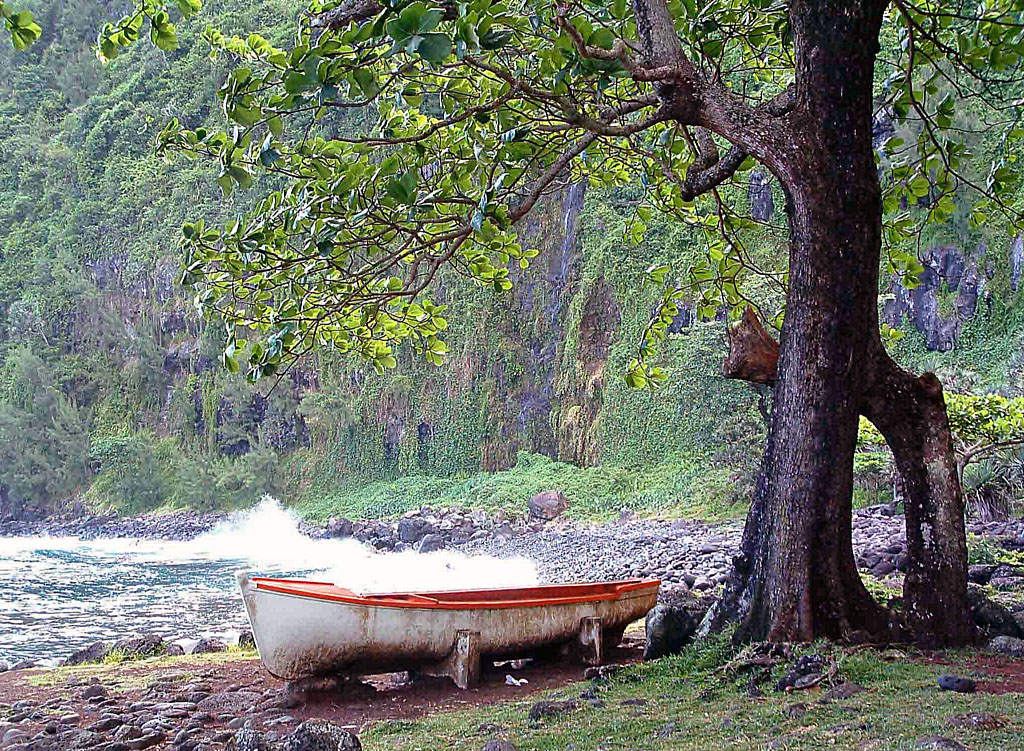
[646,263,670,284]
[6,8,41,50]
[588,28,616,51]
[176,0,201,19]
[152,23,178,52]
[480,28,512,50]
[416,32,452,64]
[385,169,419,204]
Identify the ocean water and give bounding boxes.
[0,500,537,665]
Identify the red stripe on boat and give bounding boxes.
[251,577,661,610]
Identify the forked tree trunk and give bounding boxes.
[627,0,975,644]
[729,191,891,641]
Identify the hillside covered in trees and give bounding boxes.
[1,0,1022,522]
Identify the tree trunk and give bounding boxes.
[862,350,976,645]
[718,1,895,643]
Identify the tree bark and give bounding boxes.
[723,306,779,385]
[718,0,896,643]
[862,350,976,645]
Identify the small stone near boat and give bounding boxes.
[281,719,361,750]
[528,699,578,723]
[112,634,165,660]
[64,640,111,666]
[915,736,968,751]
[987,635,1024,658]
[936,675,976,694]
[643,586,707,660]
[482,741,518,751]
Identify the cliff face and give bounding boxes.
[3,3,1024,517]
[286,181,749,484]
[884,244,985,352]
[881,237,1022,358]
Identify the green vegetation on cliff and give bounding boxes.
[0,1,1022,522]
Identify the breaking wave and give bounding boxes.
[0,498,538,663]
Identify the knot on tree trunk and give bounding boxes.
[918,371,944,399]
[723,306,779,385]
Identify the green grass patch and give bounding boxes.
[364,637,1021,751]
[293,452,748,523]
[968,534,1024,567]
[27,648,258,690]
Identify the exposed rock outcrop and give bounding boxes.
[883,244,985,351]
[554,277,620,467]
[644,586,712,660]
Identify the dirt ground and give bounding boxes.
[0,641,646,731]
[928,652,1024,695]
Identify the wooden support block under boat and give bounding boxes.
[236,572,660,689]
[422,629,481,689]
[578,616,603,666]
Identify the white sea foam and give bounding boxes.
[2,497,538,593]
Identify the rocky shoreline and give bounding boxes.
[2,500,1024,750]
[3,500,1024,670]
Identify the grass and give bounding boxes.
[363,637,1022,751]
[294,452,748,523]
[27,647,258,690]
[968,534,1024,567]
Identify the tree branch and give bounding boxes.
[312,0,382,30]
[680,141,748,201]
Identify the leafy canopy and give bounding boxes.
[10,0,1024,385]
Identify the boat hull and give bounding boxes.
[238,573,659,683]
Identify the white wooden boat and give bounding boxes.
[237,572,659,688]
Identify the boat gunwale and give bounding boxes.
[250,576,660,611]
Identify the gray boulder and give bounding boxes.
[482,742,518,751]
[528,699,578,723]
[281,720,361,750]
[397,517,433,544]
[112,634,165,660]
[229,725,271,751]
[915,736,967,751]
[64,641,111,666]
[991,563,1024,579]
[416,534,446,553]
[528,490,568,521]
[644,587,710,660]
[81,683,107,699]
[966,587,1023,638]
[197,691,262,714]
[192,637,228,655]
[238,629,256,650]
[325,517,354,538]
[967,564,997,584]
[988,635,1024,659]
